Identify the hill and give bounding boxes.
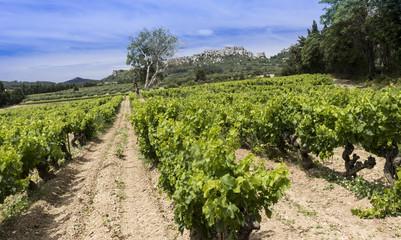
[63,77,97,84]
[161,46,290,88]
[101,46,291,89]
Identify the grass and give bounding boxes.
[297,205,318,217]
[114,126,128,159]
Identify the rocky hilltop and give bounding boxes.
[172,46,266,65]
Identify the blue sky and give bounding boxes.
[0,0,326,82]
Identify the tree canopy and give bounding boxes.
[126,27,180,90]
[0,81,4,93]
[282,0,401,79]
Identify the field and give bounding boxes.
[0,74,400,239]
[22,83,132,104]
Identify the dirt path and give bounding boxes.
[233,149,401,240]
[2,96,401,240]
[332,77,364,90]
[1,97,187,240]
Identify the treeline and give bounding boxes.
[19,81,98,95]
[0,80,100,107]
[0,82,25,107]
[282,0,401,79]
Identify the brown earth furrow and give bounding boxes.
[1,97,186,240]
[3,95,400,240]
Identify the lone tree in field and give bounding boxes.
[126,27,180,91]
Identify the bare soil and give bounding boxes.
[332,77,365,90]
[234,149,401,240]
[1,95,400,240]
[0,97,188,240]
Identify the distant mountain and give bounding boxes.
[63,77,96,84]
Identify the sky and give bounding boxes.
[0,0,326,82]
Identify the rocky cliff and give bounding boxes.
[172,46,266,65]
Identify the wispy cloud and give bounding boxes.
[197,29,214,36]
[0,0,325,82]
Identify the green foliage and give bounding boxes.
[0,88,26,107]
[281,39,305,76]
[115,146,124,158]
[352,169,401,218]
[127,27,180,90]
[136,73,401,222]
[23,83,131,103]
[0,81,4,93]
[283,0,401,78]
[195,68,206,82]
[0,96,123,203]
[0,195,31,225]
[129,79,297,237]
[163,52,288,88]
[322,174,385,199]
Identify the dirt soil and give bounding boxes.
[0,97,188,240]
[1,96,401,240]
[332,78,363,90]
[235,148,401,240]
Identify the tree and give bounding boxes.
[301,20,325,73]
[126,27,180,91]
[8,88,25,104]
[0,81,4,93]
[370,0,401,75]
[281,38,306,76]
[320,0,376,78]
[195,68,206,82]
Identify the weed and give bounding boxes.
[115,146,124,158]
[112,190,127,201]
[297,205,317,217]
[320,173,385,199]
[114,179,125,188]
[323,183,334,191]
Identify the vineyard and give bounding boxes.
[0,74,401,239]
[0,96,123,202]
[130,74,401,238]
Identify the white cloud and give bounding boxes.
[197,29,213,36]
[0,0,325,82]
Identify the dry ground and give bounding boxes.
[0,97,188,240]
[1,95,400,240]
[236,148,401,240]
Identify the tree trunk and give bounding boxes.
[382,144,401,186]
[283,132,314,169]
[145,64,151,91]
[342,143,376,179]
[133,74,139,97]
[367,43,375,79]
